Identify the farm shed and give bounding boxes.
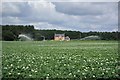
[65,36,70,41]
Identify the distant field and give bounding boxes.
[2,40,119,79]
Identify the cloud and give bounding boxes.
[54,2,104,16]
[2,0,120,2]
[2,1,118,32]
[53,2,118,16]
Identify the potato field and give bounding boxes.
[2,40,119,79]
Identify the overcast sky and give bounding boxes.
[2,0,118,32]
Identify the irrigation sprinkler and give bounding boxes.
[41,36,45,41]
[18,34,32,41]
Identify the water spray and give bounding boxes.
[18,34,33,41]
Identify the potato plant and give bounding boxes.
[2,40,119,79]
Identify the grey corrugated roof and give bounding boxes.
[54,34,65,37]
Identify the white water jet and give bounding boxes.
[18,34,33,41]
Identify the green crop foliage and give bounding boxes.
[2,40,119,79]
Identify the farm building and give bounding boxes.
[65,36,70,41]
[54,34,65,41]
[54,34,70,41]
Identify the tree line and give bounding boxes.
[1,25,119,41]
